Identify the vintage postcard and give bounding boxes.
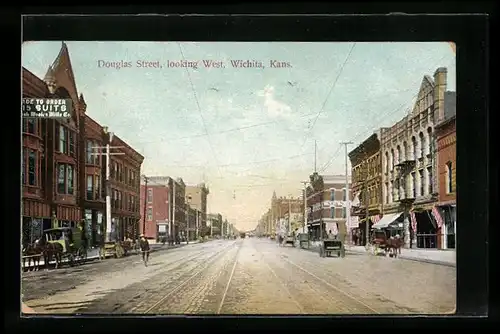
[21,41,456,315]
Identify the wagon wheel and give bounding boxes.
[78,246,87,264]
[68,253,75,267]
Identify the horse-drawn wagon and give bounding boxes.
[298,233,310,249]
[371,229,403,257]
[43,227,88,266]
[319,223,346,258]
[99,241,126,259]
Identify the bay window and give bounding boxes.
[22,148,38,186]
[57,125,75,157]
[57,163,74,195]
[86,175,93,200]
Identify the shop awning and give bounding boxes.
[372,212,403,229]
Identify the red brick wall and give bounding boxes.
[437,120,456,204]
[140,185,170,239]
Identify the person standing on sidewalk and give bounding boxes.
[139,234,150,265]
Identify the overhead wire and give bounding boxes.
[318,54,454,173]
[299,42,357,151]
[177,42,223,179]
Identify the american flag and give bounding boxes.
[371,215,381,224]
[410,211,417,232]
[431,206,444,229]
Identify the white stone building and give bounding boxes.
[380,67,449,249]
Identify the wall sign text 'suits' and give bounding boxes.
[22,98,72,119]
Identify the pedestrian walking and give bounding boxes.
[139,234,150,266]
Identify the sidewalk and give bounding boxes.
[299,241,456,267]
[22,240,200,270]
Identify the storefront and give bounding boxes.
[22,199,51,246]
[83,209,104,247]
[437,204,456,249]
[412,206,438,249]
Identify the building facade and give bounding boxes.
[270,192,303,235]
[381,67,449,249]
[140,176,188,241]
[435,91,456,249]
[349,131,383,245]
[306,174,351,241]
[207,213,223,236]
[22,43,85,245]
[185,183,209,230]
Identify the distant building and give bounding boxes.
[306,174,351,241]
[185,183,209,229]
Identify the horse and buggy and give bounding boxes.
[371,229,404,257]
[319,223,347,258]
[22,226,88,271]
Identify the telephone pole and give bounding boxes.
[91,127,125,243]
[340,141,353,244]
[142,175,149,236]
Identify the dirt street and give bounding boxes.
[22,238,455,315]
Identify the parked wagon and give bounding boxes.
[99,241,126,259]
[319,239,345,258]
[298,233,310,249]
[43,227,88,266]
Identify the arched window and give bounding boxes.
[396,145,401,165]
[446,162,453,193]
[427,127,433,156]
[403,141,408,161]
[419,132,425,158]
[390,149,395,170]
[411,136,417,160]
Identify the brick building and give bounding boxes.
[380,67,449,249]
[185,183,209,233]
[349,131,383,245]
[207,213,223,236]
[22,43,85,244]
[140,176,187,241]
[306,174,351,241]
[435,91,456,249]
[22,42,144,246]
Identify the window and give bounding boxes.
[86,141,93,163]
[427,127,433,156]
[118,191,122,209]
[394,178,400,201]
[412,136,417,160]
[419,132,425,158]
[87,175,93,200]
[57,163,74,194]
[390,149,395,170]
[400,177,406,199]
[147,208,153,221]
[385,152,389,173]
[427,166,433,194]
[95,175,100,199]
[23,119,36,134]
[28,149,36,186]
[330,190,335,201]
[69,132,75,156]
[419,169,424,197]
[343,189,347,201]
[330,207,335,219]
[446,162,453,193]
[403,142,408,161]
[59,126,68,154]
[411,172,417,198]
[342,207,347,219]
[384,183,389,204]
[396,145,401,165]
[147,188,153,203]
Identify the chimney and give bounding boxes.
[433,67,448,123]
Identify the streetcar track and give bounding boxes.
[104,248,214,313]
[250,245,306,314]
[216,242,243,314]
[144,241,240,314]
[280,256,380,314]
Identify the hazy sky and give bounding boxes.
[22,41,455,231]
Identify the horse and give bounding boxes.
[385,236,404,258]
[35,238,63,270]
[22,242,43,272]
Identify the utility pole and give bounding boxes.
[341,141,353,244]
[301,181,308,233]
[142,175,149,237]
[314,140,317,173]
[92,127,125,243]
